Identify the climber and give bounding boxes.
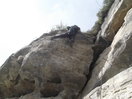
[51,25,80,43]
[67,25,80,42]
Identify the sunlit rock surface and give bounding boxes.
[97,0,132,42]
[0,32,94,99]
[81,5,132,99]
[84,67,132,99]
[0,0,132,99]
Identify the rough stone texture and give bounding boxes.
[81,8,132,99]
[0,32,94,99]
[83,66,132,99]
[97,0,132,42]
[1,0,132,99]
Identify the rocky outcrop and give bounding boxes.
[97,0,132,42]
[0,33,94,99]
[0,0,132,99]
[81,3,132,99]
[84,66,132,99]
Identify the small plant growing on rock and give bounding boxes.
[86,0,115,35]
[50,22,67,35]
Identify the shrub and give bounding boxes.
[49,22,68,35]
[87,0,115,35]
[50,23,67,32]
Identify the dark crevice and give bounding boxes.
[11,89,34,98]
[47,77,62,84]
[40,90,60,98]
[40,82,63,98]
[4,76,35,98]
[0,88,4,99]
[23,78,35,84]
[78,39,111,98]
[40,85,62,98]
[14,74,21,85]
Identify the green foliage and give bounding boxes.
[49,22,67,35]
[51,23,67,32]
[87,0,115,35]
[97,0,115,22]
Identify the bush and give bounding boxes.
[87,0,115,35]
[97,0,115,22]
[49,23,68,35]
[50,23,67,32]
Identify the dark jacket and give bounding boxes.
[68,25,80,36]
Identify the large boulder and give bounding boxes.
[84,66,132,99]
[81,8,132,99]
[0,32,94,99]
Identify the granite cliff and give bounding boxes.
[0,0,132,99]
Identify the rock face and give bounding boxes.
[84,66,132,99]
[97,0,132,42]
[0,33,94,99]
[81,1,132,99]
[0,0,132,99]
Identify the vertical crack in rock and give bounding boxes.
[77,41,109,99]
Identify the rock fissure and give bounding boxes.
[82,7,132,99]
[77,41,109,99]
[0,0,132,99]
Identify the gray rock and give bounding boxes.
[1,0,132,99]
[81,8,132,99]
[0,32,93,99]
[97,0,132,42]
[84,66,132,99]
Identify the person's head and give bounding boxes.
[67,26,71,30]
[74,25,80,31]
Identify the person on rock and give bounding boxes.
[51,25,80,43]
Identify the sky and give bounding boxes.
[0,0,103,66]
